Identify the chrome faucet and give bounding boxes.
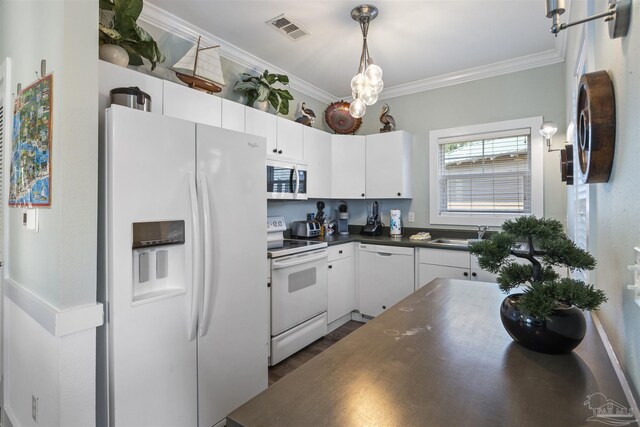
[477,226,488,240]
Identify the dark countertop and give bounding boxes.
[227,279,633,427]
[293,226,482,251]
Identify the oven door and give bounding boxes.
[270,249,328,336]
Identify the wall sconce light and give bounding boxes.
[539,121,562,152]
[544,0,631,39]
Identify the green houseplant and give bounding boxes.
[233,70,294,115]
[469,216,607,353]
[99,0,166,70]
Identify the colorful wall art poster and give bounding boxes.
[9,74,52,207]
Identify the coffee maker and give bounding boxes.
[337,201,349,235]
[361,201,383,236]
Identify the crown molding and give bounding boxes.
[140,2,337,104]
[142,2,567,105]
[371,48,565,101]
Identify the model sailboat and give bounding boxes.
[172,36,225,94]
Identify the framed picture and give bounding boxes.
[9,73,52,207]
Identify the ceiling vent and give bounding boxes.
[267,14,309,40]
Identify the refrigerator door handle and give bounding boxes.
[187,172,202,341]
[198,172,215,337]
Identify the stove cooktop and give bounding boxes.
[268,239,327,258]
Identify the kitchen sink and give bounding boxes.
[429,238,472,247]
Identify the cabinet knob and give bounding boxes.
[278,150,283,154]
[361,193,365,197]
[463,271,469,277]
[397,192,401,197]
[339,250,343,254]
[472,272,477,277]
[382,305,386,310]
[328,265,333,269]
[272,149,277,153]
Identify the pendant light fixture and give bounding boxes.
[349,4,383,119]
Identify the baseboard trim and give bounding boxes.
[5,279,103,337]
[591,312,640,416]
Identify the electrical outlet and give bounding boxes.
[32,394,38,423]
[408,212,415,223]
[627,247,640,308]
[22,209,39,232]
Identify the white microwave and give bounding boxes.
[266,157,308,200]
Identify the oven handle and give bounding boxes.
[272,251,327,269]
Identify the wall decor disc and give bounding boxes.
[560,143,574,185]
[325,101,362,134]
[576,70,616,183]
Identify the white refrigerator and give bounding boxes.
[100,105,268,426]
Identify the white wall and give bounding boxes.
[563,0,640,399]
[1,1,102,425]
[269,64,567,230]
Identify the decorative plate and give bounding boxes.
[324,101,362,134]
[576,70,615,183]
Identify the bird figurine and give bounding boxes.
[379,103,396,133]
[295,102,316,127]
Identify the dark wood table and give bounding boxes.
[227,279,635,426]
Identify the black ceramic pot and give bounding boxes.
[500,293,586,354]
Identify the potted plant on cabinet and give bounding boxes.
[99,0,166,70]
[469,216,607,354]
[233,70,294,115]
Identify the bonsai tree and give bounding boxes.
[469,216,607,320]
[99,0,166,70]
[233,70,294,115]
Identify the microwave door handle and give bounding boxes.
[294,165,300,198]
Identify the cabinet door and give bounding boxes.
[221,98,245,132]
[331,135,366,199]
[417,264,470,289]
[162,80,221,127]
[303,126,332,198]
[246,108,277,155]
[358,247,414,317]
[276,117,304,159]
[327,255,355,324]
[365,131,412,198]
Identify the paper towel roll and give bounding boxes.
[390,209,402,237]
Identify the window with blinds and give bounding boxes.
[437,129,531,215]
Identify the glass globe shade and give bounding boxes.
[361,89,378,106]
[372,79,384,94]
[539,121,558,139]
[349,98,366,118]
[350,73,366,94]
[365,64,383,84]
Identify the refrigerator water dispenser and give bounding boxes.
[132,220,186,304]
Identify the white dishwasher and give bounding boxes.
[358,243,415,317]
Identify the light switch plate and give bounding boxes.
[408,212,415,223]
[628,247,640,308]
[22,209,39,232]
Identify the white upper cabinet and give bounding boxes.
[99,60,164,115]
[221,98,245,132]
[331,135,366,199]
[365,130,413,198]
[276,117,304,159]
[162,80,222,127]
[303,126,332,199]
[245,108,278,156]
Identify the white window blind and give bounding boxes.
[437,129,531,215]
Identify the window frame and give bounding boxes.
[429,116,544,227]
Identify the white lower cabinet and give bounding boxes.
[327,244,356,324]
[358,244,414,317]
[417,248,498,289]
